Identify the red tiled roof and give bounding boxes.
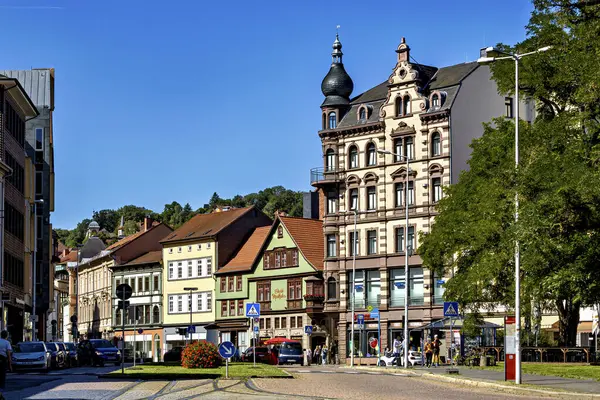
[59,251,77,263]
[118,250,162,267]
[160,207,256,244]
[280,217,324,271]
[218,226,271,274]
[106,221,161,251]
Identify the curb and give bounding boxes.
[344,366,600,399]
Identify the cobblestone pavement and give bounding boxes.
[0,366,555,400]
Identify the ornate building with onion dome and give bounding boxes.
[311,34,536,365]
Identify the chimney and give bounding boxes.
[275,210,288,218]
[62,249,70,258]
[396,37,410,63]
[144,216,154,231]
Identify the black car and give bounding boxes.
[163,347,183,364]
[45,342,66,369]
[77,339,121,367]
[61,342,78,367]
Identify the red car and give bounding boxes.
[241,346,269,362]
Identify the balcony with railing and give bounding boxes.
[305,278,324,313]
[310,167,339,187]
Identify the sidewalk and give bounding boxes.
[415,366,600,394]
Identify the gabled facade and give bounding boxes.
[77,217,171,340]
[160,206,271,351]
[215,215,325,354]
[111,250,164,362]
[311,36,535,364]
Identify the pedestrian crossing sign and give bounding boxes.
[246,303,261,317]
[443,301,459,317]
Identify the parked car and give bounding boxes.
[62,342,79,367]
[77,339,121,367]
[163,347,183,364]
[378,353,398,367]
[12,342,51,371]
[275,342,303,365]
[399,350,423,367]
[240,346,269,363]
[45,342,66,369]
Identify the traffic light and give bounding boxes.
[117,300,130,310]
[178,328,187,336]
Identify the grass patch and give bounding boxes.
[475,362,600,381]
[106,362,289,380]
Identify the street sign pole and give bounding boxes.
[450,317,453,366]
[378,314,381,366]
[252,318,256,368]
[134,316,137,368]
[121,286,126,375]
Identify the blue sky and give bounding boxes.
[1,0,533,229]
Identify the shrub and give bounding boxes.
[181,340,222,368]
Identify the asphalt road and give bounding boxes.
[1,365,553,400]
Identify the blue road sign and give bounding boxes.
[304,325,313,335]
[188,325,195,334]
[437,279,446,285]
[444,301,459,317]
[246,303,260,317]
[253,325,259,333]
[370,308,380,319]
[394,282,405,289]
[219,341,236,359]
[137,328,144,334]
[357,314,364,325]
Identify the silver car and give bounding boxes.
[12,341,51,371]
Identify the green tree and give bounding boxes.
[92,209,119,233]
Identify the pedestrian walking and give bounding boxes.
[424,339,433,368]
[321,345,328,365]
[432,335,441,367]
[304,348,312,366]
[313,345,321,365]
[0,331,13,391]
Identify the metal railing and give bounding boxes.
[310,167,339,185]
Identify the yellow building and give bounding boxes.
[161,206,271,351]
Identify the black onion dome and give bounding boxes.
[321,64,354,106]
[321,34,354,107]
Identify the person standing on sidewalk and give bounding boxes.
[432,335,441,367]
[0,331,13,391]
[321,345,328,365]
[424,339,433,368]
[305,348,312,366]
[314,345,321,365]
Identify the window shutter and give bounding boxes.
[270,253,275,268]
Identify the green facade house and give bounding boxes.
[215,214,326,356]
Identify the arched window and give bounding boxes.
[325,149,335,171]
[366,143,376,166]
[328,112,337,129]
[349,188,358,211]
[359,107,366,121]
[153,306,160,324]
[431,132,441,156]
[403,95,411,115]
[395,97,402,117]
[348,146,358,169]
[432,94,439,108]
[327,277,337,300]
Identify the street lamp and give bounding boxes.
[183,287,198,345]
[478,44,552,385]
[32,199,44,341]
[377,148,411,369]
[350,208,357,367]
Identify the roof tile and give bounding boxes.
[218,226,271,274]
[280,217,324,271]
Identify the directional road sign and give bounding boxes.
[246,303,260,317]
[116,284,133,300]
[218,341,236,359]
[444,301,459,317]
[253,325,259,333]
[370,308,380,320]
[357,314,364,325]
[304,325,313,335]
[188,325,196,334]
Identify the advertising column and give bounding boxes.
[505,316,516,381]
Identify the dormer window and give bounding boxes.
[359,107,366,121]
[432,94,440,108]
[328,112,337,129]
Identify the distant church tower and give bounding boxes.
[117,215,125,239]
[86,220,100,239]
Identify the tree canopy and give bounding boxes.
[419,0,600,346]
[56,186,304,249]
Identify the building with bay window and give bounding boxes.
[215,215,325,355]
[311,35,535,364]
